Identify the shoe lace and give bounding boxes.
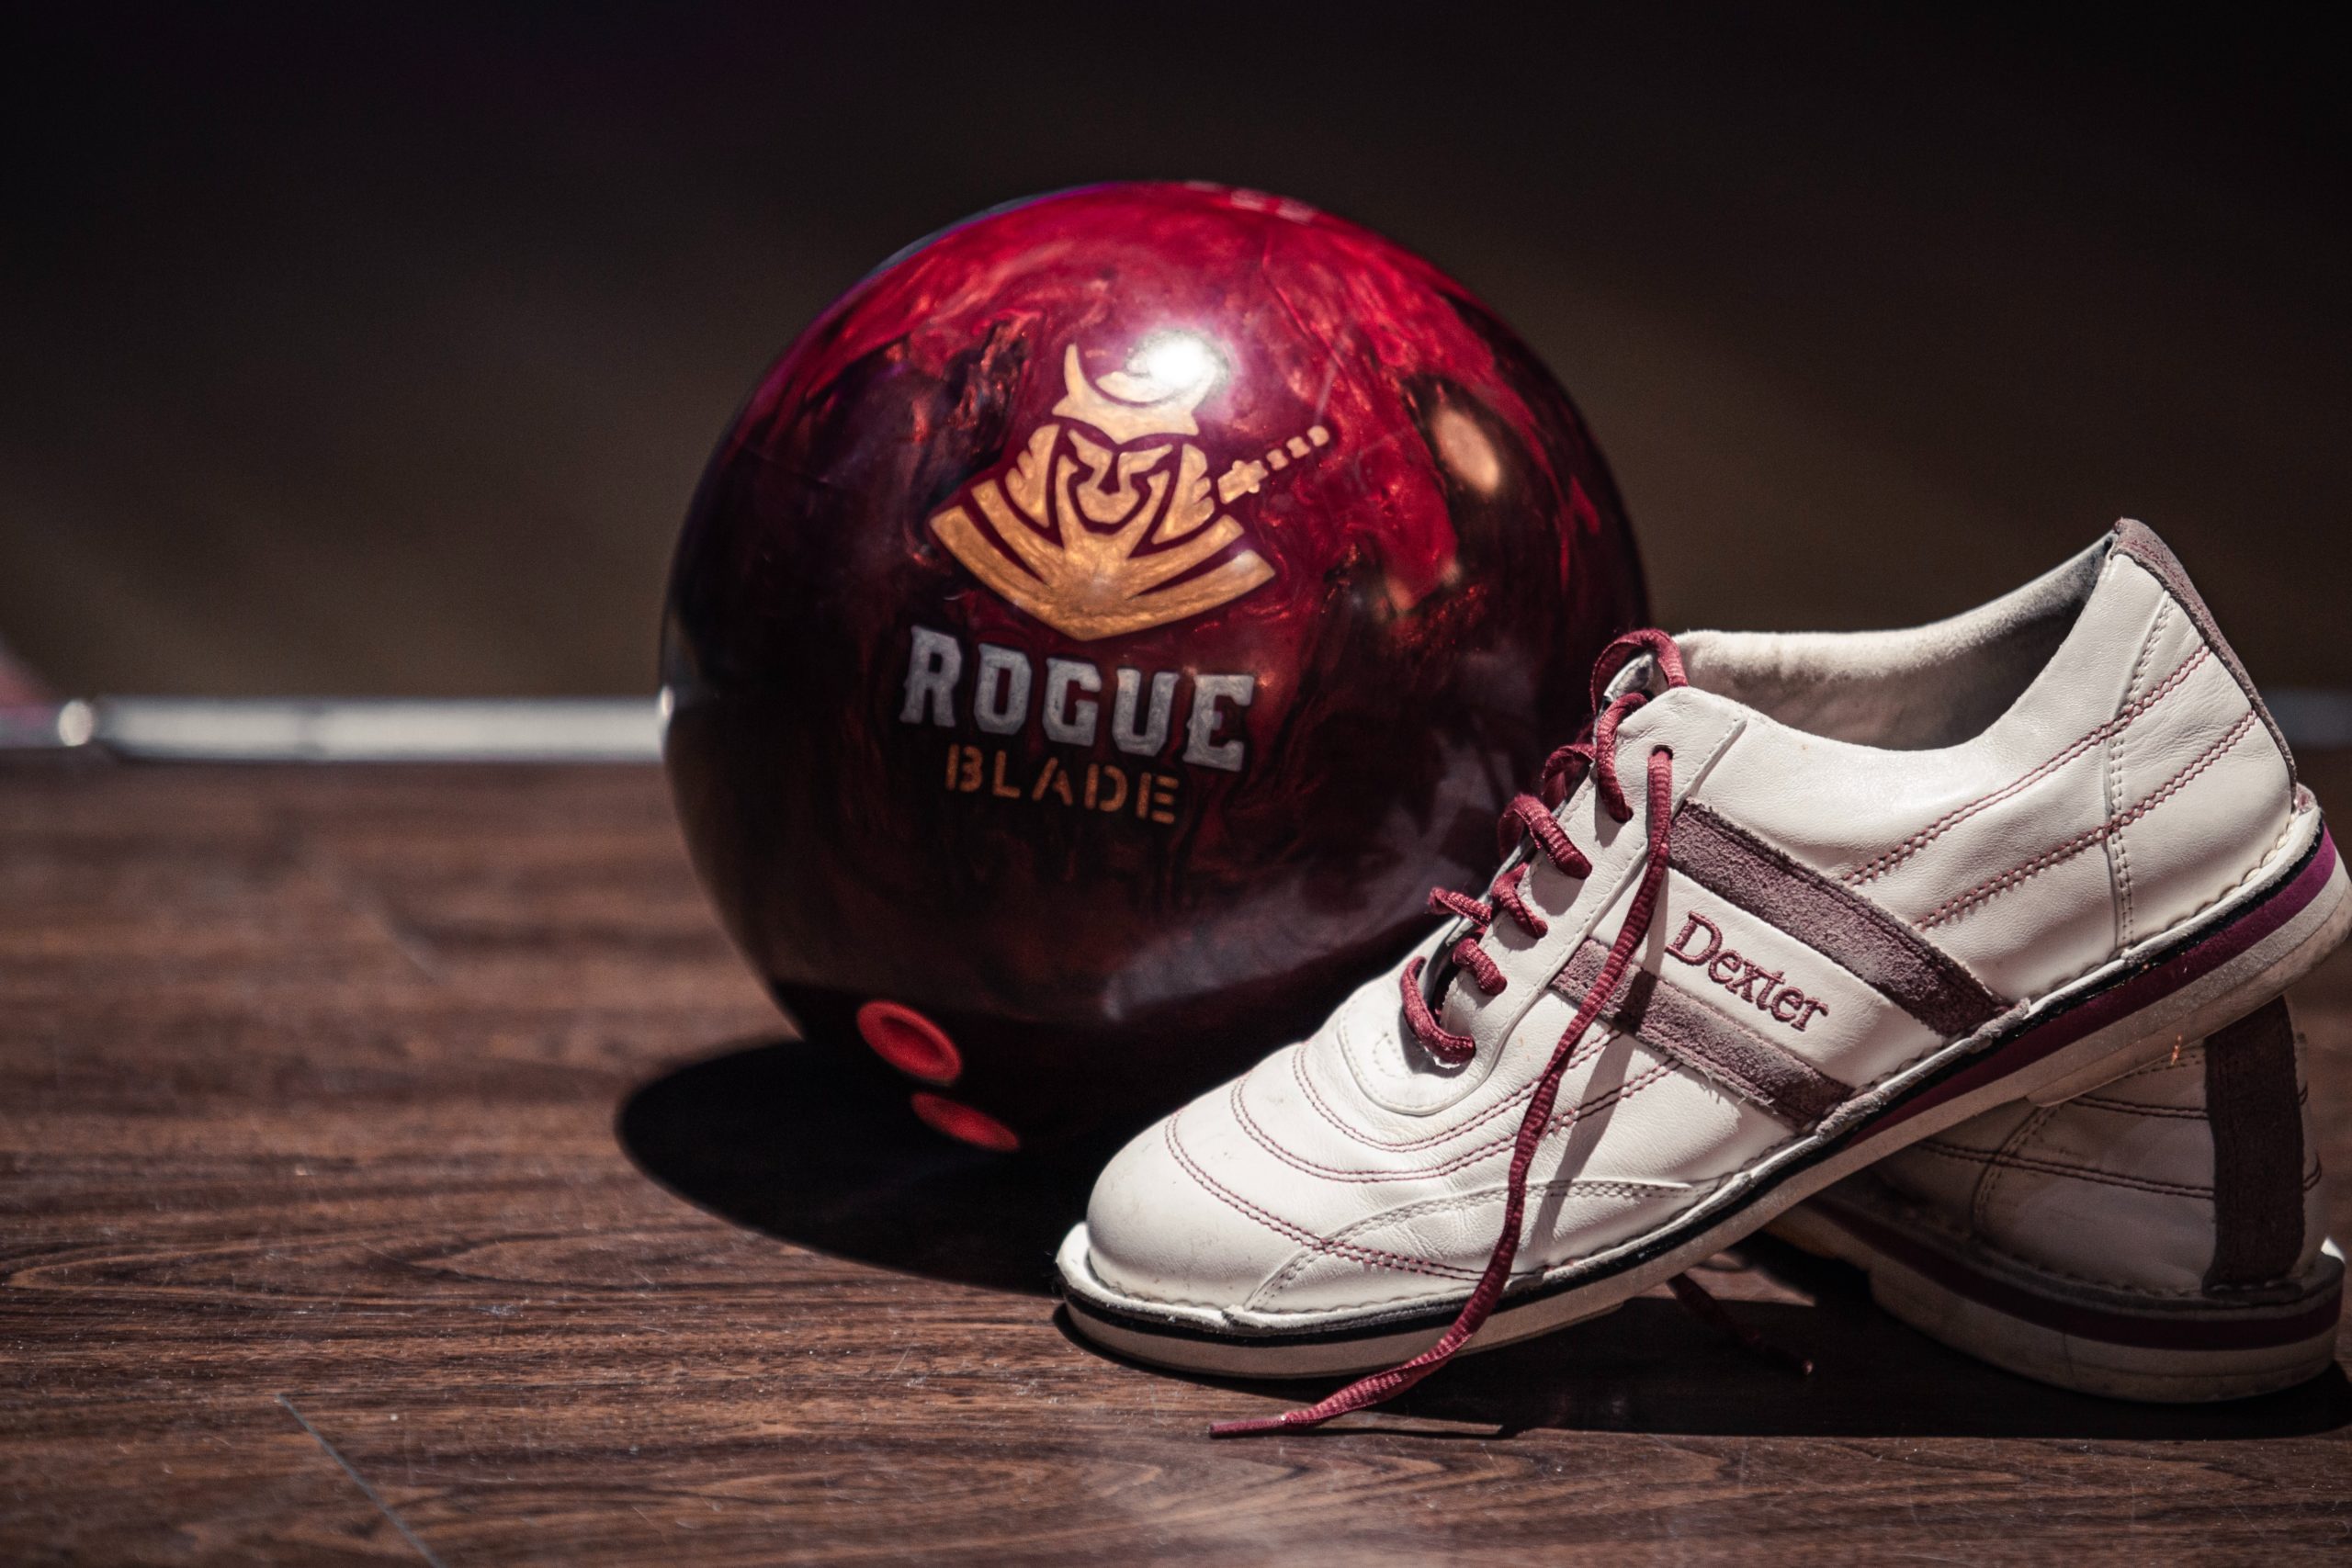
[1396,629,1686,1064]
[1213,628,1718,1437]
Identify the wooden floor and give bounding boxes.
[5,755,2350,1565]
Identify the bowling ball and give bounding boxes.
[661,181,1645,1149]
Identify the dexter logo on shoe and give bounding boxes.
[1055,520,2352,1435]
[1661,911,1830,1031]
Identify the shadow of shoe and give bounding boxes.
[1068,1238,2352,1440]
[626,1039,2352,1439]
[617,1034,1126,1295]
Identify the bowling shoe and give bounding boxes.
[1775,994,2338,1401]
[1056,520,2348,1431]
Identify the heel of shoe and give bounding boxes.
[1777,1190,2344,1402]
[2027,818,2350,1108]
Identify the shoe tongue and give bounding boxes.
[1601,651,1660,704]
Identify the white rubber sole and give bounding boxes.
[1061,807,2350,1379]
[1770,1186,2344,1402]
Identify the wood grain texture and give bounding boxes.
[4,755,2349,1564]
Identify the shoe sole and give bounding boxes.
[1768,1179,2344,1402]
[1061,804,2348,1378]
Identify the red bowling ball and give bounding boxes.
[662,181,1645,1147]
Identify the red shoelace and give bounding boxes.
[1212,629,1709,1438]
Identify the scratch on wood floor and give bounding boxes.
[299,843,446,983]
[276,1393,448,1568]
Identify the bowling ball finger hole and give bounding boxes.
[910,1092,1023,1154]
[855,1000,963,1084]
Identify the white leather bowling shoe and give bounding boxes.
[1055,521,2349,1432]
[1775,995,2340,1402]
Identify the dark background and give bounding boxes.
[3,4,2345,696]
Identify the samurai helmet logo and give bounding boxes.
[929,335,1329,641]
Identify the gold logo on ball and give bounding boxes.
[929,337,1328,641]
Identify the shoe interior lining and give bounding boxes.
[1673,535,2110,751]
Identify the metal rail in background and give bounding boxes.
[0,697,666,761]
[1,688,2350,763]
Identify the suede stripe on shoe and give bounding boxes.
[2203,997,2308,1290]
[1556,938,1850,1126]
[1673,801,2006,1035]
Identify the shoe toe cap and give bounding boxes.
[1078,1112,1296,1312]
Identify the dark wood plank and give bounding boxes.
[4,754,2349,1564]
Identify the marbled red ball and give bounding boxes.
[662,181,1645,1145]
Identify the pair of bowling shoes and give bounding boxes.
[1057,520,2346,1430]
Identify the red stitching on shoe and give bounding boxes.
[1845,646,2210,888]
[2126,601,2173,705]
[1918,710,2256,930]
[1260,1177,1691,1303]
[1160,1116,1478,1283]
[1915,1139,2216,1199]
[2109,604,2172,943]
[1292,1028,1619,1153]
[2068,1095,2211,1121]
[1236,1059,1676,1183]
[2059,1078,2308,1122]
